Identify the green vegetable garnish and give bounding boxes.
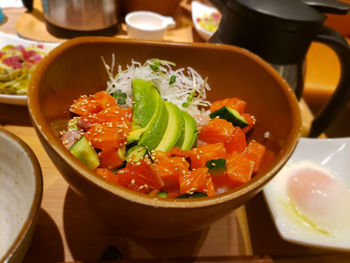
[112,89,127,105]
[149,64,159,72]
[182,88,195,108]
[169,75,176,85]
[148,58,176,74]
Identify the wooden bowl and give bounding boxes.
[28,37,301,239]
[0,128,42,262]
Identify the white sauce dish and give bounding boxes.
[263,137,350,251]
[125,11,176,40]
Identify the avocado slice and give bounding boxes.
[132,78,159,128]
[175,110,198,150]
[127,128,145,144]
[131,79,168,150]
[156,101,184,152]
[138,98,168,150]
[130,78,168,149]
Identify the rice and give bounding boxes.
[104,57,211,116]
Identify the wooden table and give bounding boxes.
[1,4,349,263]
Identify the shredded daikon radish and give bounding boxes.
[104,57,211,116]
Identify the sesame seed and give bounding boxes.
[139,184,149,190]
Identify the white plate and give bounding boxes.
[0,32,59,106]
[263,137,350,251]
[191,1,220,41]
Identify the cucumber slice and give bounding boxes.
[69,136,100,169]
[206,158,226,171]
[176,192,208,199]
[157,192,168,198]
[125,145,147,162]
[209,106,248,128]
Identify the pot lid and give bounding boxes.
[226,0,326,32]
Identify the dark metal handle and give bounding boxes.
[309,26,350,137]
[304,0,350,14]
[22,0,33,12]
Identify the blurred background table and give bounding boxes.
[0,1,350,262]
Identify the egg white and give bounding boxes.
[264,161,350,250]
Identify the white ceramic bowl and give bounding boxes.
[0,32,59,106]
[125,11,176,40]
[0,128,42,262]
[263,137,350,251]
[191,1,220,41]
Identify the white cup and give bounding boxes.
[125,11,176,40]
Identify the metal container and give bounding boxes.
[41,0,120,31]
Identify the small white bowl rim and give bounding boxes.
[125,11,175,32]
[0,128,43,262]
[191,1,219,40]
